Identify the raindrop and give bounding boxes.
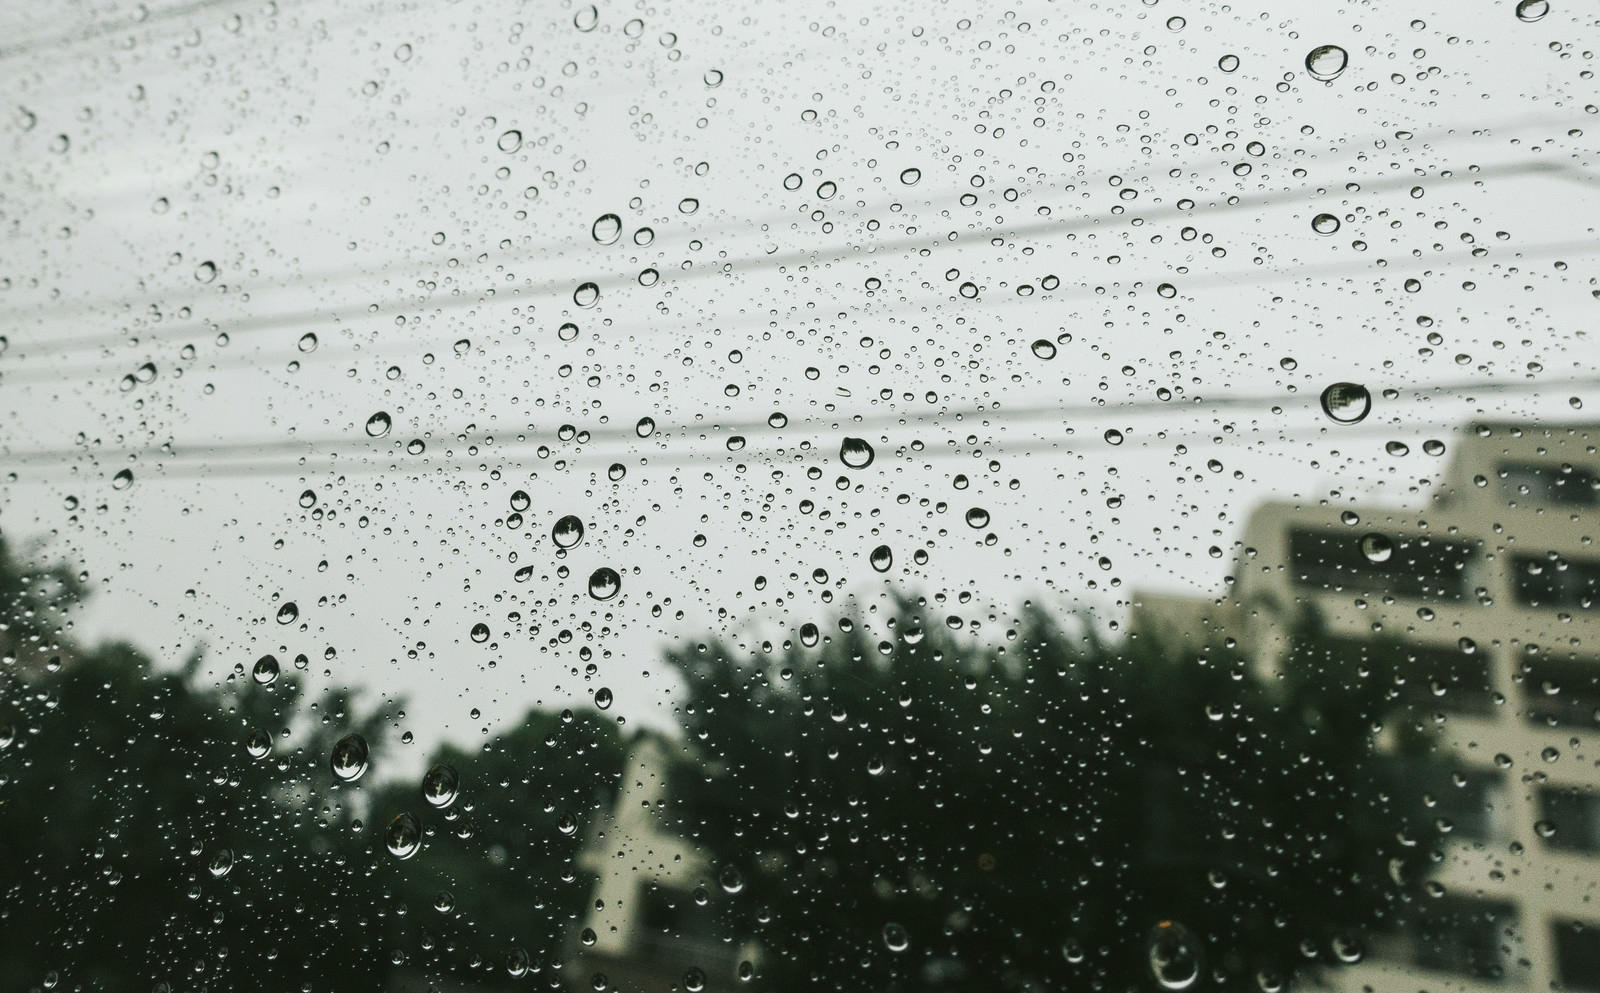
[783,173,803,191]
[1311,212,1341,235]
[899,167,921,185]
[678,198,699,214]
[1147,921,1203,991]
[574,282,600,308]
[470,622,491,643]
[365,411,392,437]
[1305,44,1349,82]
[704,68,724,87]
[768,412,788,428]
[1360,534,1393,563]
[588,567,622,601]
[252,655,280,685]
[1031,339,1056,359]
[574,4,598,30]
[1104,429,1125,446]
[1332,935,1364,964]
[1319,382,1371,424]
[207,849,234,879]
[297,332,318,353]
[421,764,460,808]
[435,891,456,913]
[507,948,531,978]
[194,261,218,283]
[1386,441,1410,457]
[1166,15,1186,30]
[965,507,990,529]
[683,968,707,993]
[870,545,893,572]
[636,416,656,438]
[407,439,425,455]
[720,865,745,893]
[799,622,820,647]
[1218,54,1240,72]
[245,729,272,759]
[385,813,422,859]
[883,923,911,952]
[594,687,613,710]
[840,437,875,469]
[510,489,531,511]
[497,129,523,153]
[608,463,627,481]
[112,469,134,490]
[330,733,370,783]
[553,515,585,549]
[276,602,299,624]
[1515,0,1549,21]
[592,214,622,244]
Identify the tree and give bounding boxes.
[659,595,1442,993]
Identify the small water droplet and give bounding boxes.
[1386,440,1410,457]
[608,462,627,481]
[800,622,820,647]
[719,865,745,893]
[1311,212,1341,235]
[194,261,218,283]
[594,686,613,710]
[276,601,299,624]
[422,764,460,808]
[1218,54,1240,72]
[840,437,875,469]
[678,198,699,214]
[366,411,392,437]
[899,167,921,185]
[703,68,724,87]
[883,923,910,952]
[965,507,990,529]
[1305,44,1349,82]
[768,412,788,428]
[470,622,491,643]
[497,129,523,153]
[574,4,598,30]
[553,515,585,549]
[1148,921,1203,991]
[112,468,134,490]
[683,968,707,993]
[297,332,318,353]
[588,567,621,601]
[1166,15,1186,30]
[1319,382,1371,424]
[574,282,600,308]
[592,214,622,244]
[207,848,234,878]
[636,416,656,438]
[330,733,370,783]
[870,545,893,572]
[510,489,531,511]
[252,655,280,685]
[1515,0,1550,21]
[245,728,272,759]
[1031,339,1056,359]
[385,812,422,859]
[1360,534,1393,563]
[435,891,456,913]
[1104,429,1125,446]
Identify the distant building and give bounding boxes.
[1136,422,1600,993]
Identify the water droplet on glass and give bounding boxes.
[1319,382,1371,424]
[592,214,622,245]
[1166,15,1186,30]
[1031,339,1056,359]
[883,923,911,952]
[840,437,875,469]
[276,601,299,624]
[1360,533,1393,563]
[245,728,272,759]
[608,463,627,481]
[594,686,613,710]
[703,68,724,87]
[207,848,234,879]
[1386,440,1410,457]
[574,4,598,31]
[1104,429,1125,446]
[870,545,893,572]
[385,812,422,859]
[252,655,280,685]
[422,763,460,808]
[965,507,990,529]
[297,332,318,353]
[800,622,820,647]
[574,282,600,308]
[366,411,392,437]
[407,438,425,455]
[497,129,522,153]
[1332,934,1364,964]
[683,968,707,993]
[1147,921,1203,991]
[588,567,621,601]
[1218,54,1240,72]
[1311,212,1341,235]
[636,416,655,438]
[678,198,699,214]
[510,489,531,512]
[899,167,921,185]
[330,733,370,783]
[1305,44,1349,82]
[194,261,218,283]
[719,865,745,893]
[1515,0,1550,21]
[470,622,491,643]
[783,173,803,191]
[553,515,585,549]
[768,412,788,428]
[112,469,134,490]
[435,891,456,913]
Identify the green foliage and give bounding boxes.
[660,597,1441,993]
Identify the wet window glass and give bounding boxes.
[3,2,1599,993]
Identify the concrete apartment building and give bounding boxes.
[1137,421,1600,993]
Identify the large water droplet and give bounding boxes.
[594,686,613,710]
[276,601,299,624]
[1031,339,1056,359]
[330,733,370,783]
[422,763,460,808]
[636,416,655,438]
[1218,54,1240,72]
[297,332,318,353]
[194,261,218,283]
[1311,212,1341,235]
[870,545,893,572]
[385,812,422,859]
[840,437,875,469]
[573,4,598,30]
[112,469,134,490]
[1305,45,1349,82]
[252,654,280,685]
[553,515,585,549]
[966,507,991,529]
[1320,382,1372,424]
[799,622,820,647]
[1148,921,1203,991]
[1515,0,1550,21]
[883,923,910,952]
[591,214,622,244]
[497,129,523,153]
[366,411,392,437]
[208,848,234,879]
[470,622,491,643]
[899,167,921,185]
[588,567,621,600]
[1360,533,1393,563]
[574,282,600,308]
[245,728,272,759]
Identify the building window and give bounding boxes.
[1538,789,1600,854]
[1554,919,1600,992]
[1498,462,1600,509]
[1407,898,1513,981]
[1287,529,1473,601]
[1521,653,1600,727]
[1511,554,1600,612]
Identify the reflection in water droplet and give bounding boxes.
[553,515,585,549]
[435,891,456,913]
[883,923,910,952]
[385,812,422,859]
[594,686,613,710]
[768,412,788,428]
[1218,54,1240,72]
[1104,429,1124,446]
[422,764,460,808]
[592,214,622,244]
[1332,935,1364,964]
[330,733,370,782]
[1386,440,1410,457]
[497,129,523,153]
[965,507,990,529]
[574,4,598,30]
[276,601,299,624]
[1148,921,1203,991]
[407,438,426,455]
[112,469,134,490]
[470,622,491,643]
[1305,44,1349,81]
[840,437,875,469]
[1319,382,1371,424]
[683,968,707,993]
[1360,533,1393,563]
[208,848,233,878]
[252,655,280,685]
[678,198,699,214]
[297,332,318,353]
[1031,339,1056,359]
[608,462,627,481]
[799,622,820,647]
[1515,0,1549,21]
[1311,212,1341,235]
[588,567,621,600]
[574,282,600,308]
[366,411,392,437]
[900,167,921,185]
[870,545,893,572]
[194,261,218,283]
[636,417,655,438]
[245,728,272,759]
[704,68,724,87]
[510,489,531,511]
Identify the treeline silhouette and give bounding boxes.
[0,537,1450,992]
